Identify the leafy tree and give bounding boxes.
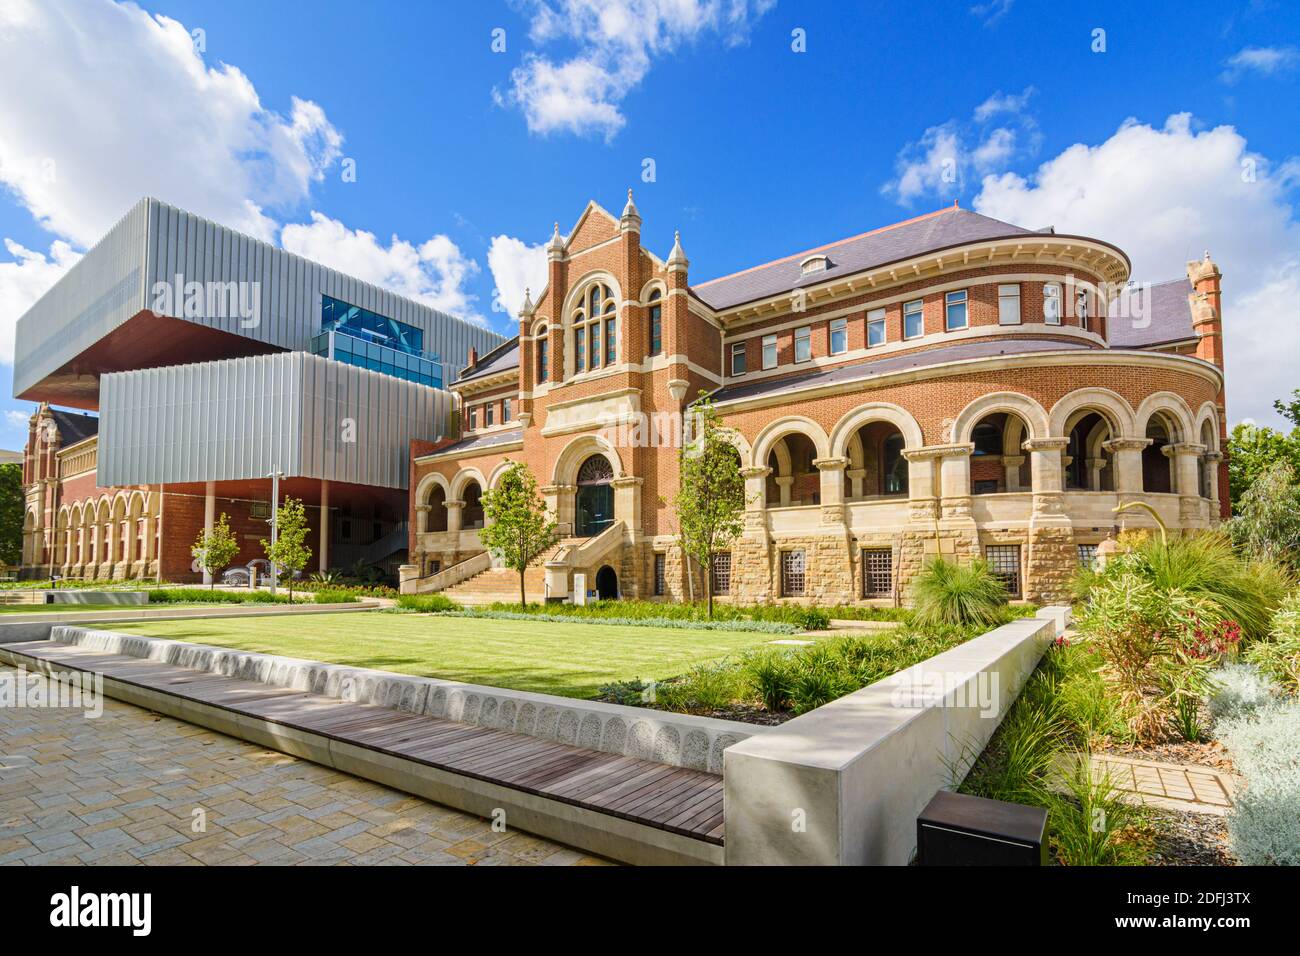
[1226,421,1300,509]
[478,460,556,607]
[0,463,23,568]
[678,394,746,618]
[1273,388,1300,428]
[261,496,312,601]
[1230,461,1300,569]
[191,512,240,589]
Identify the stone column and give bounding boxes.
[1020,437,1073,603]
[1002,455,1025,492]
[937,444,975,521]
[1204,451,1223,521]
[814,457,848,509]
[774,475,794,507]
[415,503,431,536]
[445,499,464,535]
[1086,457,1108,492]
[542,485,575,538]
[612,476,643,533]
[737,466,774,602]
[846,468,866,500]
[1167,442,1208,527]
[1103,437,1150,496]
[741,466,771,523]
[1022,437,1069,499]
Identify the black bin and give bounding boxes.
[917,790,1048,866]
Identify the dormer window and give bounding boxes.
[800,255,830,276]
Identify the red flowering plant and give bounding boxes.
[1076,572,1240,742]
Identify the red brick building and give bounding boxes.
[406,194,1228,605]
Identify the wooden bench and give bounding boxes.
[0,638,724,864]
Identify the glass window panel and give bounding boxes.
[904,300,924,338]
[945,290,968,331]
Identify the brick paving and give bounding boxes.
[1090,754,1237,816]
[0,666,610,866]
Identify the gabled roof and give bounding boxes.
[1108,278,1195,349]
[419,427,524,459]
[457,336,520,385]
[50,408,99,446]
[691,206,1044,311]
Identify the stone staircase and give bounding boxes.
[441,564,550,606]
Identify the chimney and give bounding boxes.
[467,346,478,369]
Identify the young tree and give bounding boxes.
[1231,461,1300,568]
[678,394,746,618]
[261,496,312,601]
[191,512,240,589]
[479,460,556,607]
[1227,418,1300,508]
[0,463,23,569]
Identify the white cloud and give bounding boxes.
[487,235,550,320]
[973,113,1300,428]
[4,409,30,429]
[0,0,342,247]
[281,212,484,324]
[0,238,81,364]
[970,0,1014,27]
[884,88,1038,204]
[500,0,775,141]
[1221,45,1299,82]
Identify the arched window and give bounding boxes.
[648,289,663,356]
[972,423,1002,456]
[572,282,617,375]
[535,325,550,383]
[575,455,615,537]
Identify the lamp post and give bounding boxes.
[267,469,284,595]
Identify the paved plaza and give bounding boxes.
[0,666,609,866]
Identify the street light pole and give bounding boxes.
[268,469,284,596]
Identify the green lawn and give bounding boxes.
[0,603,152,614]
[112,611,781,698]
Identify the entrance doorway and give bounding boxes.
[595,565,618,601]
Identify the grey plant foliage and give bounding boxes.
[1216,697,1300,866]
[1206,661,1279,723]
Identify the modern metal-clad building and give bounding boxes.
[14,198,504,582]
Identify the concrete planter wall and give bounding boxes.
[47,626,764,773]
[723,607,1068,865]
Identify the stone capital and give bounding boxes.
[1163,442,1206,458]
[1204,451,1224,463]
[444,499,465,509]
[1021,437,1070,453]
[740,466,772,479]
[1103,437,1152,453]
[774,476,795,488]
[415,504,431,513]
[812,456,849,472]
[1000,455,1026,467]
[903,443,973,462]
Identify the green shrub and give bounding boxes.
[653,660,747,715]
[298,580,399,599]
[146,588,290,604]
[479,598,830,631]
[909,557,1009,629]
[1217,698,1300,865]
[817,605,912,623]
[313,589,358,605]
[1246,592,1300,690]
[744,651,794,711]
[396,593,459,613]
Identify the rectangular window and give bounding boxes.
[711,552,732,595]
[945,290,968,331]
[780,550,806,597]
[1043,284,1061,325]
[730,341,746,376]
[1077,543,1098,570]
[575,327,586,372]
[794,326,812,363]
[606,317,616,365]
[590,321,601,368]
[653,553,666,596]
[867,307,886,347]
[503,398,512,422]
[903,299,924,339]
[649,304,662,356]
[537,339,550,382]
[998,284,1021,325]
[829,318,847,355]
[762,334,778,370]
[468,408,478,430]
[861,548,893,599]
[985,545,1022,599]
[485,404,494,427]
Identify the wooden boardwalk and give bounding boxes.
[2,639,724,846]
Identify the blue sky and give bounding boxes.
[1,0,1298,448]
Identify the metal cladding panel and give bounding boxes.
[97,353,450,490]
[12,199,148,396]
[13,197,504,398]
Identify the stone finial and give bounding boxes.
[620,188,642,233]
[518,287,535,319]
[1186,250,1221,284]
[667,229,689,271]
[546,221,565,259]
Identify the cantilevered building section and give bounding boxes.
[14,197,504,582]
[13,197,502,407]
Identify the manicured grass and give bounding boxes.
[111,611,782,699]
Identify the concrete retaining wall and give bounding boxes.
[48,590,148,605]
[47,626,764,773]
[723,607,1069,865]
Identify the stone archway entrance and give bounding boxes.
[575,455,614,537]
[595,565,618,600]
